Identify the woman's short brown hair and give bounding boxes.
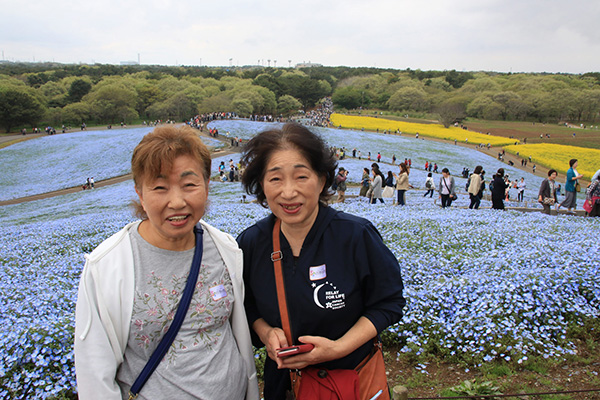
[240,123,337,207]
[131,125,211,218]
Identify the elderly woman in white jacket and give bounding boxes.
[74,126,258,400]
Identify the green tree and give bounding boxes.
[387,87,429,111]
[45,107,63,126]
[444,70,474,89]
[198,93,232,114]
[135,82,164,119]
[62,102,93,125]
[232,98,253,116]
[165,93,198,121]
[68,79,92,103]
[83,81,138,123]
[332,86,365,109]
[232,90,262,115]
[0,86,46,132]
[276,71,329,108]
[524,92,555,122]
[435,101,467,128]
[492,91,529,120]
[466,96,503,120]
[39,80,68,108]
[277,95,302,116]
[295,78,329,108]
[255,86,277,114]
[253,73,281,96]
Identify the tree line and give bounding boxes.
[0,62,598,133]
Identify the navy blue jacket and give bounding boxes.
[237,205,405,399]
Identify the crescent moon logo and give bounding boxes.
[313,283,326,309]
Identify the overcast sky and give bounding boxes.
[2,0,598,73]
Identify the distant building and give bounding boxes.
[295,62,322,68]
[120,61,140,66]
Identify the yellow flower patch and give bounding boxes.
[330,114,518,147]
[503,144,600,181]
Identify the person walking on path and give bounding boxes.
[558,159,583,213]
[467,166,483,209]
[438,168,456,208]
[394,163,409,206]
[423,173,435,197]
[491,168,508,210]
[370,163,385,204]
[517,178,526,202]
[584,174,600,217]
[359,167,370,198]
[335,167,348,203]
[382,171,396,201]
[538,169,559,215]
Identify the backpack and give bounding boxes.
[331,179,338,191]
[425,180,432,189]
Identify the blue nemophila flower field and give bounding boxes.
[0,126,222,201]
[0,121,598,398]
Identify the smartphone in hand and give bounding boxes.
[276,344,314,358]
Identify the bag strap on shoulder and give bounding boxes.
[129,226,204,399]
[272,218,293,345]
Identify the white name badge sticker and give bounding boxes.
[210,284,227,301]
[309,264,327,281]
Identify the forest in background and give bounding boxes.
[1,62,599,133]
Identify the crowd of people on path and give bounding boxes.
[327,145,597,217]
[82,177,95,190]
[187,113,237,132]
[184,104,598,218]
[425,161,439,173]
[218,159,242,183]
[304,97,333,127]
[539,159,600,217]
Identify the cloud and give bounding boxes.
[1,0,598,72]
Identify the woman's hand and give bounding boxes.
[265,328,289,368]
[278,317,377,370]
[277,336,341,370]
[538,195,543,203]
[253,319,289,368]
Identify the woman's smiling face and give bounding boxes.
[136,154,208,250]
[262,148,325,232]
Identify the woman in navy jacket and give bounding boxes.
[237,123,405,399]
